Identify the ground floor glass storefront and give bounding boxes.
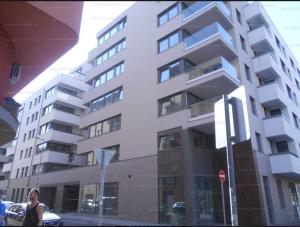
[80,182,119,215]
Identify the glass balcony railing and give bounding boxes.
[186,56,238,81]
[184,22,233,49]
[189,96,222,118]
[182,1,231,22]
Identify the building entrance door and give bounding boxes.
[62,184,80,212]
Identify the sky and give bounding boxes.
[13,1,300,103]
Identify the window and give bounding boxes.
[104,145,120,163]
[25,167,28,177]
[91,87,123,112]
[38,95,41,104]
[275,35,281,49]
[290,58,295,69]
[25,149,28,158]
[88,115,121,138]
[29,101,32,109]
[159,60,182,82]
[23,133,26,142]
[292,113,299,128]
[35,112,38,120]
[28,147,32,157]
[37,142,71,154]
[92,62,124,88]
[158,31,180,53]
[26,117,29,125]
[96,39,126,66]
[269,109,281,117]
[31,114,34,122]
[296,79,300,90]
[28,130,31,140]
[236,9,242,25]
[86,152,97,166]
[159,93,184,116]
[276,141,289,153]
[32,129,36,138]
[255,132,263,153]
[282,46,286,57]
[42,104,53,116]
[262,176,274,224]
[45,86,55,99]
[240,35,246,52]
[57,85,78,97]
[244,64,251,82]
[40,122,72,135]
[21,167,24,178]
[34,98,37,106]
[16,169,19,178]
[159,132,181,151]
[158,3,180,26]
[286,85,293,100]
[20,150,23,159]
[293,93,298,105]
[250,96,257,115]
[280,59,287,74]
[97,17,127,46]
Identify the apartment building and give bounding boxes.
[74,1,300,226]
[2,1,300,226]
[0,72,90,212]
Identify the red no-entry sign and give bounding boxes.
[219,170,226,183]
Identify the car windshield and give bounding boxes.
[4,203,13,209]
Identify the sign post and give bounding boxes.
[214,86,250,226]
[94,149,116,226]
[219,170,227,225]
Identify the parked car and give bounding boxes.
[5,203,63,226]
[2,201,14,210]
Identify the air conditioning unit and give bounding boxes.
[9,63,22,85]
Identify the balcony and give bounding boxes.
[40,110,80,127]
[263,115,295,141]
[248,26,274,53]
[2,162,12,173]
[257,81,286,108]
[185,56,240,99]
[269,152,300,180]
[187,96,221,134]
[32,150,83,166]
[183,22,237,64]
[244,2,270,30]
[0,105,19,146]
[39,130,83,144]
[182,1,233,31]
[252,52,281,80]
[43,91,86,110]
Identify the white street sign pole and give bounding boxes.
[94,149,116,226]
[98,152,106,226]
[224,94,238,226]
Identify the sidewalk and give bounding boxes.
[58,212,167,226]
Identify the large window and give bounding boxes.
[86,145,120,166]
[42,104,53,116]
[97,17,127,46]
[89,115,121,138]
[96,39,126,66]
[255,132,263,153]
[93,62,124,88]
[80,182,119,215]
[36,142,71,154]
[158,132,181,151]
[40,122,73,135]
[45,86,55,99]
[158,3,180,26]
[276,141,289,153]
[158,31,180,53]
[57,85,78,97]
[159,60,181,82]
[159,93,184,116]
[91,87,123,112]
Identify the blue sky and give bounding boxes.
[13,1,300,103]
